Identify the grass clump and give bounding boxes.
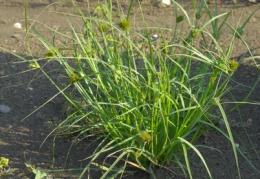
[23,0,260,178]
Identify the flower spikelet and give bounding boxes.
[45,48,58,59]
[98,24,109,33]
[191,29,200,38]
[119,19,130,31]
[94,4,107,17]
[176,16,184,23]
[69,73,80,84]
[0,157,9,169]
[229,60,238,72]
[29,62,40,69]
[195,12,201,20]
[140,131,152,142]
[134,151,141,158]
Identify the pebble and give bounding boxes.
[151,34,159,41]
[27,87,33,91]
[0,104,11,113]
[162,0,171,5]
[13,22,22,29]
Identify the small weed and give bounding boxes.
[25,163,48,179]
[0,157,16,177]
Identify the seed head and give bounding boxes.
[0,157,9,169]
[211,97,220,106]
[134,151,141,158]
[176,15,184,23]
[69,73,80,84]
[94,4,107,17]
[229,60,238,72]
[29,62,40,69]
[119,19,130,31]
[45,49,58,59]
[140,131,152,142]
[98,24,109,33]
[191,29,200,38]
[195,12,201,20]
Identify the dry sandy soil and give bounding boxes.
[0,0,259,178]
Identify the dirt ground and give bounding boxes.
[0,0,259,178]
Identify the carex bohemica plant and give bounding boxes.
[24,0,260,178]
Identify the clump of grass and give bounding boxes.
[23,0,260,178]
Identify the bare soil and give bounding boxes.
[0,0,259,178]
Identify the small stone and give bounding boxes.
[13,22,22,29]
[247,118,253,125]
[137,43,143,49]
[248,0,257,3]
[151,34,159,41]
[0,105,11,113]
[162,0,171,5]
[27,87,33,91]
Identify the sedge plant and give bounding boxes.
[22,0,260,178]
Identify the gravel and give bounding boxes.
[0,104,11,113]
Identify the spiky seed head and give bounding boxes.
[140,131,151,142]
[176,16,184,23]
[191,29,200,38]
[45,49,57,59]
[195,12,201,20]
[0,157,9,169]
[29,62,40,69]
[69,73,80,84]
[98,24,109,33]
[134,151,141,158]
[229,60,238,72]
[119,19,130,31]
